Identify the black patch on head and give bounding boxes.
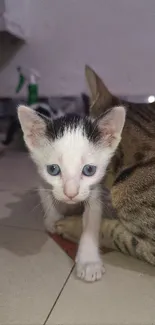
[45,113,102,143]
[35,107,51,118]
[132,237,138,248]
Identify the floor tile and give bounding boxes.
[47,252,155,325]
[0,152,44,231]
[0,152,39,190]
[0,226,73,325]
[0,189,44,231]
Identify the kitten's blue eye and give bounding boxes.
[82,165,96,176]
[47,164,61,176]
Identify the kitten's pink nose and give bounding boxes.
[64,192,78,199]
[64,181,79,199]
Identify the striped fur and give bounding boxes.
[55,65,155,265]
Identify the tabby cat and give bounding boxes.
[56,65,155,267]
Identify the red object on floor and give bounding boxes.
[49,233,77,260]
[49,233,113,260]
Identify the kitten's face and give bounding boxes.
[37,128,112,203]
[18,107,126,204]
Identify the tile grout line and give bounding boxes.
[43,265,75,325]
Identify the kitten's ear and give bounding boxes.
[18,105,47,150]
[97,105,126,149]
[85,65,113,116]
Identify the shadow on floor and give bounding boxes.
[0,189,48,257]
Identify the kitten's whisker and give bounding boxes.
[12,187,52,193]
[89,190,107,206]
[12,188,39,193]
[42,193,52,220]
[30,201,43,214]
[38,188,53,192]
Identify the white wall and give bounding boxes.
[0,0,155,97]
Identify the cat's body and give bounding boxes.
[18,104,125,282]
[56,66,155,267]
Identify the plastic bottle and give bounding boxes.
[16,66,40,105]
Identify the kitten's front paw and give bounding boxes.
[75,233,105,282]
[76,260,105,282]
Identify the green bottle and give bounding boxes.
[27,74,39,105]
[16,67,26,94]
[16,66,39,106]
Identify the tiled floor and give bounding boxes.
[1,151,155,325]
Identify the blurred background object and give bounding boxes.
[0,0,155,150]
[0,0,29,40]
[1,0,155,98]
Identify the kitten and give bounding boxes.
[18,105,125,282]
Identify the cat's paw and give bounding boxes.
[75,235,105,282]
[76,261,105,282]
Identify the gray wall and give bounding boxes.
[0,0,155,97]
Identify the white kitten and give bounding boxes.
[18,106,125,282]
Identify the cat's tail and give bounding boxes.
[101,219,155,265]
